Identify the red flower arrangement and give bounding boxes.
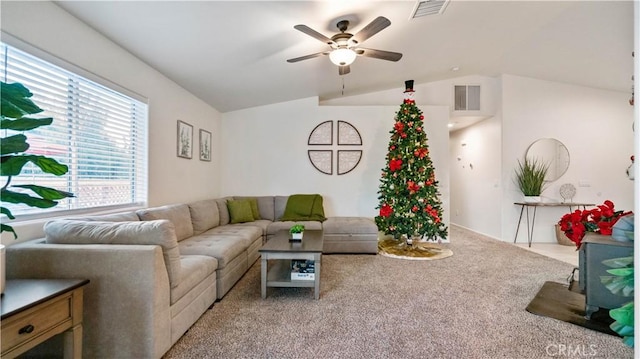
[558,200,632,248]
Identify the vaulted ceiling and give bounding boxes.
[55,1,634,113]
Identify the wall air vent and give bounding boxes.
[411,0,450,18]
[454,85,480,111]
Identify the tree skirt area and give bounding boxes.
[378,238,453,260]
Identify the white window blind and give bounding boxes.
[1,42,148,218]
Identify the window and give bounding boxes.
[1,42,148,218]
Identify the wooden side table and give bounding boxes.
[1,279,89,359]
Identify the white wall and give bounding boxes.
[220,96,451,229]
[1,1,222,243]
[449,115,503,239]
[501,74,634,243]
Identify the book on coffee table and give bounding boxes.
[291,260,315,280]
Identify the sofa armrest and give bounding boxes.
[6,241,172,359]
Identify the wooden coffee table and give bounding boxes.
[259,230,323,299]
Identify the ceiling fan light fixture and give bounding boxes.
[329,48,357,66]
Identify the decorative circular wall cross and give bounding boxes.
[308,120,362,175]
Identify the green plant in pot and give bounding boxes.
[514,157,549,202]
[1,82,74,239]
[289,224,305,240]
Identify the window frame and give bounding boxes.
[1,32,149,222]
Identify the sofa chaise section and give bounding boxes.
[7,215,218,359]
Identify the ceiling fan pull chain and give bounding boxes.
[342,77,345,96]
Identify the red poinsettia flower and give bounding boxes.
[413,148,428,158]
[380,204,393,218]
[558,200,632,248]
[394,122,404,132]
[389,158,403,172]
[407,180,421,194]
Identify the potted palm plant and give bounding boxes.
[1,82,74,293]
[515,158,549,203]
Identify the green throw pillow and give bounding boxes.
[247,197,261,220]
[227,200,254,224]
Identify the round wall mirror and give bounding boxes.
[526,138,570,182]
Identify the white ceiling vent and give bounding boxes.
[411,0,450,18]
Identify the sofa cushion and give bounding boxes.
[279,194,326,222]
[44,219,182,288]
[227,199,255,224]
[170,255,218,305]
[137,204,194,241]
[274,196,289,220]
[247,198,260,220]
[267,220,323,235]
[323,217,378,234]
[215,197,233,226]
[179,234,247,269]
[188,199,220,235]
[69,211,140,222]
[236,196,274,221]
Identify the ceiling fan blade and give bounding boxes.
[338,65,350,76]
[349,16,391,45]
[356,48,403,62]
[287,51,329,63]
[293,24,335,45]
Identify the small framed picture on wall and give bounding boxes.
[200,129,212,161]
[177,120,193,159]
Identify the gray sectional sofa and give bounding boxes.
[6,195,378,359]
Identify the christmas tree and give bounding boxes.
[375,80,448,241]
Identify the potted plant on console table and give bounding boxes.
[289,224,305,242]
[515,158,549,203]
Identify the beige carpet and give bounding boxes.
[163,225,633,359]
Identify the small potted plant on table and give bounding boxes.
[289,224,305,242]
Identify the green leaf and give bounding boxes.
[12,184,74,200]
[0,223,17,239]
[602,276,634,297]
[1,155,31,176]
[0,134,29,155]
[610,302,634,326]
[1,206,15,219]
[1,82,43,118]
[603,256,634,268]
[1,117,53,131]
[0,188,58,208]
[606,268,634,277]
[31,156,69,175]
[0,155,68,176]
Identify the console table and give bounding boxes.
[1,279,89,359]
[513,202,594,247]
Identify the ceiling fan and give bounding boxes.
[287,16,403,76]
